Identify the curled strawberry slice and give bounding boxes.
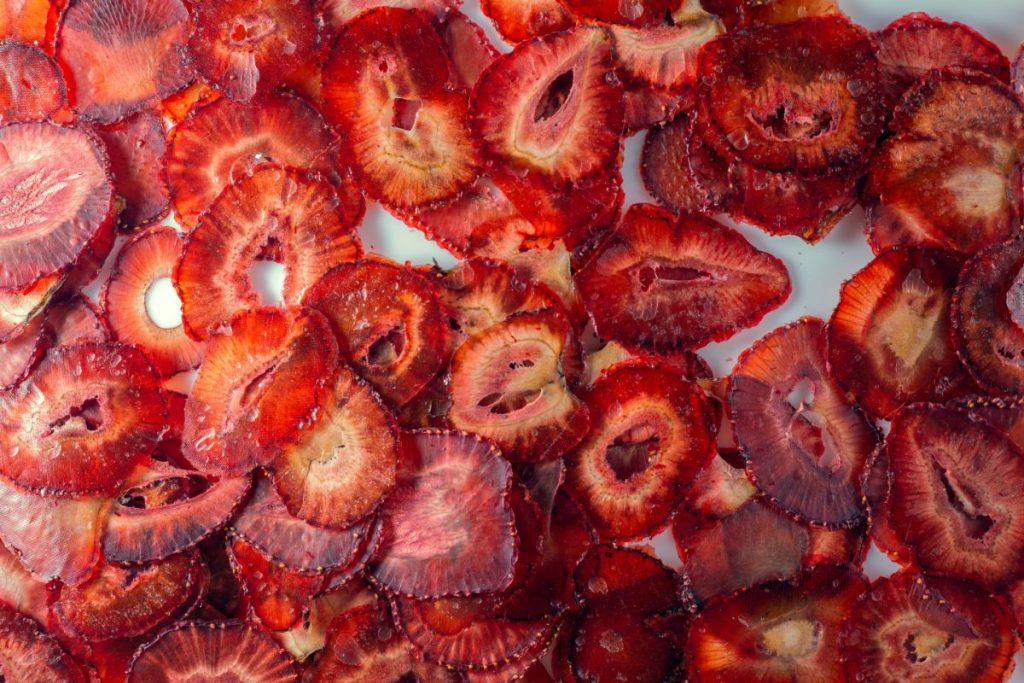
[90,111,169,230]
[0,40,65,124]
[0,601,86,683]
[480,0,572,44]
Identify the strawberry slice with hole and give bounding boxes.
[565,359,716,540]
[443,12,499,90]
[316,0,461,36]
[127,621,300,682]
[176,165,362,341]
[448,308,590,462]
[470,26,625,190]
[0,0,55,48]
[188,0,317,102]
[0,40,65,124]
[55,0,193,123]
[0,312,46,389]
[183,307,338,475]
[576,203,791,350]
[90,111,169,230]
[865,70,1024,255]
[164,93,337,228]
[103,226,204,376]
[0,601,86,683]
[729,318,879,528]
[371,430,516,599]
[46,294,108,347]
[480,0,572,44]
[228,534,325,632]
[840,572,1017,683]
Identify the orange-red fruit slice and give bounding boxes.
[565,360,716,540]
[0,122,114,291]
[865,70,1024,255]
[316,0,461,35]
[228,534,325,631]
[371,430,516,599]
[0,272,63,343]
[0,542,48,626]
[176,165,361,341]
[189,0,317,102]
[91,110,169,229]
[480,0,572,44]
[56,0,193,123]
[623,84,687,133]
[103,226,204,376]
[164,93,336,228]
[576,203,791,350]
[127,621,300,683]
[0,0,55,48]
[470,26,625,189]
[0,601,86,682]
[183,307,338,475]
[840,572,1017,682]
[729,318,879,527]
[0,40,65,124]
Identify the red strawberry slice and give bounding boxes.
[0,273,63,343]
[464,648,557,683]
[955,395,1024,448]
[0,312,45,389]
[270,583,376,663]
[176,165,362,341]
[840,572,1017,683]
[865,70,1024,255]
[164,93,337,228]
[582,340,711,388]
[371,430,516,599]
[228,535,325,632]
[0,0,55,48]
[46,294,108,347]
[404,178,522,254]
[641,113,731,216]
[443,12,498,90]
[90,111,169,230]
[480,0,572,44]
[709,0,842,27]
[183,307,338,475]
[103,226,204,376]
[188,0,317,102]
[623,84,687,133]
[576,203,791,350]
[470,26,625,190]
[0,544,48,627]
[860,446,914,567]
[55,0,192,123]
[448,308,590,462]
[0,601,86,683]
[729,318,879,527]
[558,0,682,27]
[316,0,461,35]
[127,621,300,682]
[304,259,451,408]
[0,122,115,291]
[0,40,65,124]
[1015,43,1024,100]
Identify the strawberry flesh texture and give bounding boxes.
[0,601,86,683]
[0,0,55,48]
[480,0,572,44]
[228,535,325,632]
[0,40,65,123]
[90,111,169,230]
[558,0,683,27]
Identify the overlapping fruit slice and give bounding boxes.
[90,111,169,230]
[443,12,498,90]
[956,395,1024,448]
[0,272,62,343]
[270,583,376,663]
[582,339,711,388]
[322,7,479,209]
[0,311,45,389]
[865,70,1024,255]
[1015,43,1024,100]
[576,203,791,350]
[46,294,108,346]
[558,0,681,27]
[0,543,48,626]
[404,178,521,254]
[840,572,1017,682]
[729,318,879,527]
[0,601,86,682]
[228,535,326,631]
[480,0,572,43]
[623,85,688,133]
[316,0,461,35]
[642,113,727,216]
[0,40,65,124]
[176,165,362,341]
[56,0,192,123]
[0,0,55,47]
[705,0,842,29]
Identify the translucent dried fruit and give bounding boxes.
[0,0,55,47]
[404,178,521,254]
[955,395,1024,449]
[0,601,85,683]
[480,0,572,44]
[0,40,65,124]
[641,113,728,215]
[90,110,169,229]
[443,11,498,89]
[159,79,220,124]
[228,535,325,631]
[0,272,62,343]
[575,544,680,616]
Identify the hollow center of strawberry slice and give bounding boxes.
[230,14,278,47]
[46,396,104,436]
[534,70,574,123]
[605,428,659,481]
[1004,266,1024,330]
[761,619,822,659]
[904,630,955,663]
[934,460,995,539]
[785,378,842,473]
[749,84,840,144]
[635,263,709,293]
[392,98,423,131]
[365,325,406,366]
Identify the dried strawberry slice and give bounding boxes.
[0,312,45,389]
[470,26,625,189]
[228,535,325,631]
[687,565,867,682]
[0,40,65,124]
[575,544,680,616]
[46,294,108,347]
[710,0,842,27]
[696,15,883,176]
[304,259,450,407]
[270,584,375,663]
[127,621,300,682]
[164,93,336,228]
[90,111,169,230]
[865,70,1024,255]
[582,340,711,388]
[0,122,115,291]
[448,308,589,462]
[571,607,681,683]
[176,165,362,341]
[160,79,221,125]
[316,0,461,35]
[480,0,572,44]
[642,113,729,216]
[443,12,498,90]
[188,0,317,102]
[404,178,522,254]
[558,0,682,27]
[0,273,63,343]
[623,85,688,133]
[840,572,1017,682]
[0,601,86,682]
[0,0,55,48]
[576,203,791,350]
[955,395,1024,448]
[0,543,48,627]
[371,430,516,599]
[56,0,192,123]
[183,307,338,475]
[729,318,879,527]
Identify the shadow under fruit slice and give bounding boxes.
[370,430,516,599]
[576,203,791,350]
[479,0,572,44]
[728,318,879,528]
[839,572,1017,683]
[0,40,65,124]
[90,110,169,230]
[0,601,86,683]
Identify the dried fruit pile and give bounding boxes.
[2,0,1024,680]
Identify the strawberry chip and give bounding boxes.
[443,12,499,90]
[316,0,461,35]
[0,312,45,389]
[0,40,65,124]
[480,0,572,44]
[558,0,683,27]
[90,111,169,230]
[0,601,86,683]
[228,535,326,632]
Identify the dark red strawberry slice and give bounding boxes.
[443,12,498,90]
[127,621,300,682]
[270,583,376,663]
[304,259,451,408]
[876,13,1010,107]
[322,8,479,209]
[623,84,688,133]
[0,0,55,48]
[558,0,681,27]
[686,565,867,682]
[56,0,192,123]
[316,0,461,35]
[641,113,731,216]
[448,308,589,462]
[183,307,338,475]
[53,552,202,641]
[955,395,1024,448]
[1015,44,1024,100]
[953,239,1024,395]
[0,122,115,291]
[0,312,45,389]
[860,446,913,567]
[164,93,336,228]
[463,644,558,683]
[710,0,842,27]
[188,0,317,102]
[887,404,1024,588]
[395,373,453,430]
[90,111,168,230]
[840,572,1017,683]
[0,543,48,627]
[46,294,108,347]
[865,70,1024,255]
[575,544,680,616]
[0,40,65,124]
[470,26,625,190]
[103,226,204,376]
[729,318,879,527]
[607,8,722,92]
[576,203,791,350]
[371,430,516,599]
[0,601,86,683]
[228,535,325,631]
[566,360,715,540]
[480,0,572,44]
[176,165,361,341]
[827,247,972,419]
